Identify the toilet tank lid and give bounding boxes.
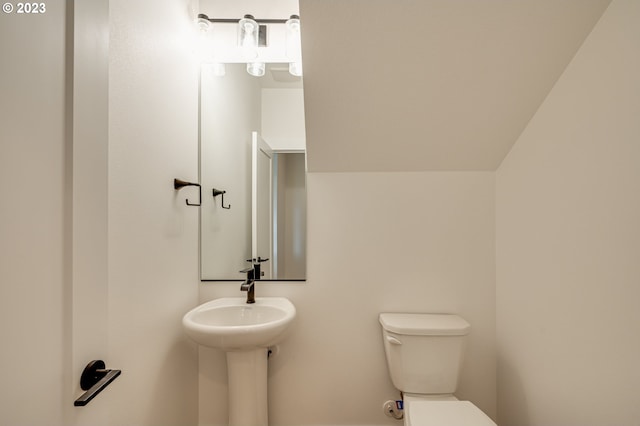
[379,313,470,336]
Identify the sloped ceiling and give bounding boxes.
[300,0,612,172]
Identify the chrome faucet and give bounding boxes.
[239,266,256,304]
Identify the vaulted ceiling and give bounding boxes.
[300,0,612,172]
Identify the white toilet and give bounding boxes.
[379,313,496,426]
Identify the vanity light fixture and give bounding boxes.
[198,13,303,77]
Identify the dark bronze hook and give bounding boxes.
[212,188,231,209]
[174,178,201,206]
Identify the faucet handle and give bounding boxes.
[246,257,269,263]
[239,267,255,281]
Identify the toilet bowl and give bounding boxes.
[379,313,496,426]
[403,393,495,425]
[406,400,496,426]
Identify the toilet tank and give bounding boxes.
[379,313,470,395]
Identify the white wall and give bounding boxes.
[200,172,496,425]
[107,0,201,424]
[496,0,640,424]
[0,2,67,424]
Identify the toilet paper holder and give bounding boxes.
[74,360,121,407]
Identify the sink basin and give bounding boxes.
[182,297,296,350]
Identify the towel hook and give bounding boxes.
[212,188,231,209]
[174,178,201,206]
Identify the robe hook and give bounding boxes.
[212,188,231,209]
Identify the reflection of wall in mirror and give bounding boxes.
[273,152,306,279]
[201,64,258,279]
[262,88,306,151]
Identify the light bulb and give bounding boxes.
[196,17,212,63]
[238,14,258,49]
[197,16,210,34]
[247,62,265,77]
[285,15,301,61]
[289,61,302,77]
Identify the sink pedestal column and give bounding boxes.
[226,348,269,426]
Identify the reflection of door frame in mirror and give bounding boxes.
[252,132,273,279]
[252,131,306,280]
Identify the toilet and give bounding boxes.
[379,313,496,426]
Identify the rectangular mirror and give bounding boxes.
[200,63,306,281]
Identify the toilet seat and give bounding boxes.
[406,401,496,426]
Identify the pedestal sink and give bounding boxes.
[183,297,296,426]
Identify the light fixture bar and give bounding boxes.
[198,14,291,25]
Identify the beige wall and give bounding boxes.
[1,0,201,424]
[70,1,110,424]
[496,0,640,424]
[107,0,200,424]
[299,0,611,173]
[200,171,497,425]
[0,2,67,424]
